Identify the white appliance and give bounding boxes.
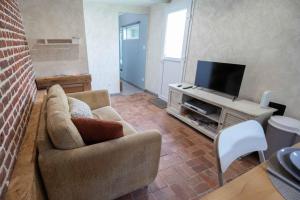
[260,90,272,108]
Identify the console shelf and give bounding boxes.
[181,104,220,123]
[167,83,276,140]
[168,109,217,139]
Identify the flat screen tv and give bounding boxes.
[195,60,245,97]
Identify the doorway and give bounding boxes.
[119,13,148,95]
[159,0,193,101]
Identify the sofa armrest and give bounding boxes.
[39,130,161,200]
[67,90,110,109]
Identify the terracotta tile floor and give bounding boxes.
[111,92,259,200]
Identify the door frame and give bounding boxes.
[119,13,148,90]
[158,0,195,101]
[119,21,141,82]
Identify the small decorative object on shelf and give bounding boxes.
[260,90,272,108]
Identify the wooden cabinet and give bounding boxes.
[35,74,91,93]
[218,109,251,130]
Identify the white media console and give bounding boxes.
[167,83,276,139]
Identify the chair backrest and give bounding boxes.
[215,120,268,173]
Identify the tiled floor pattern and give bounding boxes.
[120,80,143,96]
[111,93,259,200]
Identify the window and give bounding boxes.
[123,23,140,40]
[163,9,187,59]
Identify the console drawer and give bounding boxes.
[168,89,182,112]
[219,109,250,130]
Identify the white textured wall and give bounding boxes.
[185,0,300,119]
[83,0,149,93]
[145,4,166,94]
[19,0,89,77]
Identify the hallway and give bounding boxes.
[120,80,143,96]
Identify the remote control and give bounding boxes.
[183,86,193,89]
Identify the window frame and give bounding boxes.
[122,22,140,41]
[163,9,188,59]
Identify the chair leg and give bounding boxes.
[259,151,266,163]
[218,172,224,186]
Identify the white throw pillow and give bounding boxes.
[68,97,93,118]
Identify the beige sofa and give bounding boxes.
[37,85,161,200]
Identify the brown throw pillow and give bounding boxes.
[72,118,124,145]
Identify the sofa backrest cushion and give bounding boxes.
[68,97,93,118]
[47,84,69,112]
[46,85,85,149]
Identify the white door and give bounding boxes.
[159,0,192,101]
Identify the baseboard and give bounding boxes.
[110,93,121,96]
[121,79,144,90]
[144,89,158,97]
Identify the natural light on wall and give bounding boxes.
[164,9,187,59]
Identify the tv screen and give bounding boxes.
[195,60,245,97]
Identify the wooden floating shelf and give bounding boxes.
[35,38,80,45]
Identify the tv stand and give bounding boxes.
[196,87,237,101]
[167,83,276,139]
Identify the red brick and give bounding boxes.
[4,154,12,169]
[0,60,8,70]
[0,132,4,145]
[0,2,36,198]
[0,117,4,128]
[4,130,14,150]
[0,101,4,112]
[0,168,6,186]
[0,150,5,164]
[10,142,16,155]
[0,73,5,82]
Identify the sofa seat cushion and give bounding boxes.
[72,118,124,145]
[68,97,93,118]
[118,120,137,135]
[92,106,122,121]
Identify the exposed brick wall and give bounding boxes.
[0,0,37,198]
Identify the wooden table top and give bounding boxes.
[202,143,300,200]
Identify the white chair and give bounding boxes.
[215,120,268,186]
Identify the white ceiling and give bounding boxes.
[89,0,170,7]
